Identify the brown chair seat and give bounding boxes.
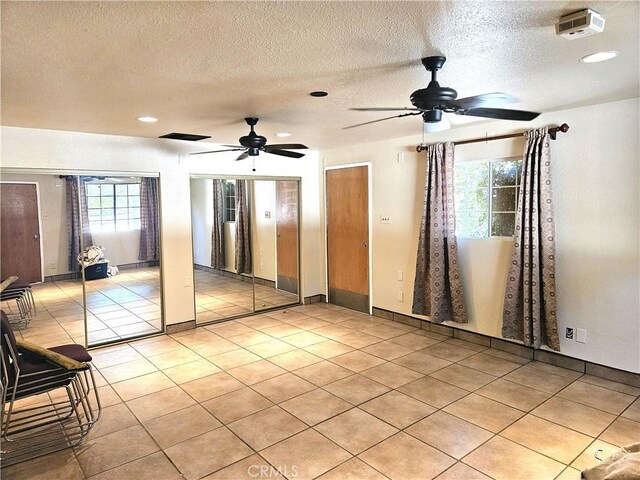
[49,344,92,363]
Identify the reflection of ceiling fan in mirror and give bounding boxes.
[190,117,308,161]
[345,56,541,131]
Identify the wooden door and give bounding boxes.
[276,180,299,294]
[326,166,369,312]
[1,183,42,283]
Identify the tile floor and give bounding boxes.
[2,267,162,347]
[194,269,299,324]
[2,303,639,480]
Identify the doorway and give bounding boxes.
[1,182,43,283]
[325,164,371,313]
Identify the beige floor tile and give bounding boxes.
[99,358,158,384]
[555,467,582,480]
[361,341,414,360]
[253,372,316,403]
[464,436,564,480]
[312,324,356,339]
[316,408,398,454]
[282,331,327,347]
[203,454,284,479]
[331,351,387,372]
[164,427,253,480]
[406,411,493,459]
[360,361,424,388]
[87,452,183,480]
[163,358,222,384]
[202,386,274,424]
[246,339,298,358]
[398,377,468,408]
[2,447,84,480]
[458,352,523,376]
[336,332,382,349]
[504,364,575,394]
[130,338,185,357]
[388,332,441,350]
[434,462,491,480]
[532,397,616,437]
[429,364,497,391]
[227,330,274,347]
[208,349,262,370]
[261,429,352,480]
[359,432,455,480]
[361,390,436,429]
[208,322,255,338]
[570,439,620,471]
[599,417,640,446]
[501,415,593,463]
[91,346,145,369]
[294,360,353,386]
[303,339,355,358]
[227,359,287,385]
[143,404,222,449]
[366,325,407,340]
[126,386,197,422]
[443,393,523,433]
[482,348,531,364]
[96,385,124,407]
[527,361,583,379]
[280,388,352,425]
[260,323,306,338]
[393,351,452,375]
[622,397,640,422]
[557,380,636,415]
[86,403,139,440]
[324,374,391,405]
[190,339,241,357]
[268,349,323,370]
[181,372,245,402]
[475,378,551,411]
[228,406,307,450]
[579,375,640,396]
[147,348,201,369]
[75,425,160,477]
[317,457,386,480]
[422,342,477,362]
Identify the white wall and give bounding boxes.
[190,178,213,267]
[1,126,324,327]
[252,180,277,282]
[321,97,640,373]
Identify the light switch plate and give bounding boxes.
[380,215,391,224]
[576,328,587,343]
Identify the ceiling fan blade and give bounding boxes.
[451,93,519,110]
[457,108,540,121]
[264,143,308,151]
[350,107,421,112]
[235,151,250,161]
[343,111,422,130]
[189,148,245,156]
[221,144,244,148]
[266,149,305,159]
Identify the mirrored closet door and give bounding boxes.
[190,176,300,325]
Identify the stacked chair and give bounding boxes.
[0,311,101,466]
[0,280,36,327]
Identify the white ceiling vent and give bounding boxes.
[556,9,605,40]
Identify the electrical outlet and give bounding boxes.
[264,211,271,218]
[397,271,403,281]
[565,327,574,340]
[42,213,49,220]
[49,263,57,271]
[576,328,587,344]
[397,291,404,302]
[380,215,391,224]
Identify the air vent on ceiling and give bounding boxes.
[159,133,211,141]
[556,9,605,40]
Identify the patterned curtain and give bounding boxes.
[412,142,467,323]
[502,128,560,350]
[211,179,225,269]
[138,177,160,261]
[66,176,93,271]
[234,180,252,274]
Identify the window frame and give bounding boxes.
[223,180,236,223]
[85,182,142,233]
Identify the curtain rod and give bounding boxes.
[416,123,570,152]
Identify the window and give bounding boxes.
[454,159,522,238]
[223,180,236,222]
[86,183,141,232]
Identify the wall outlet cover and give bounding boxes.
[576,328,587,343]
[380,215,391,224]
[565,327,574,339]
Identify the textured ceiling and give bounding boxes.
[1,1,638,149]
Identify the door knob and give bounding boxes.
[33,234,40,240]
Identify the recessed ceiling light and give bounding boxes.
[579,51,619,63]
[137,115,158,123]
[310,91,328,97]
[276,132,291,137]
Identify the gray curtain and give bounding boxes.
[211,179,225,269]
[234,180,252,274]
[66,176,93,271]
[412,142,467,323]
[138,177,160,261]
[502,128,560,350]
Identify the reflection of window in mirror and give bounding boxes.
[85,179,141,233]
[223,180,236,222]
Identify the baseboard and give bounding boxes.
[194,264,253,283]
[166,319,196,334]
[304,294,326,304]
[372,306,640,387]
[44,261,160,282]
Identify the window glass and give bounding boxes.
[224,180,236,222]
[86,182,141,233]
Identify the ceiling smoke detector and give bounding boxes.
[556,9,605,40]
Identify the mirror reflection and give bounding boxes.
[190,177,300,325]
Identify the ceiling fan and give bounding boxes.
[190,117,308,161]
[345,56,540,131]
